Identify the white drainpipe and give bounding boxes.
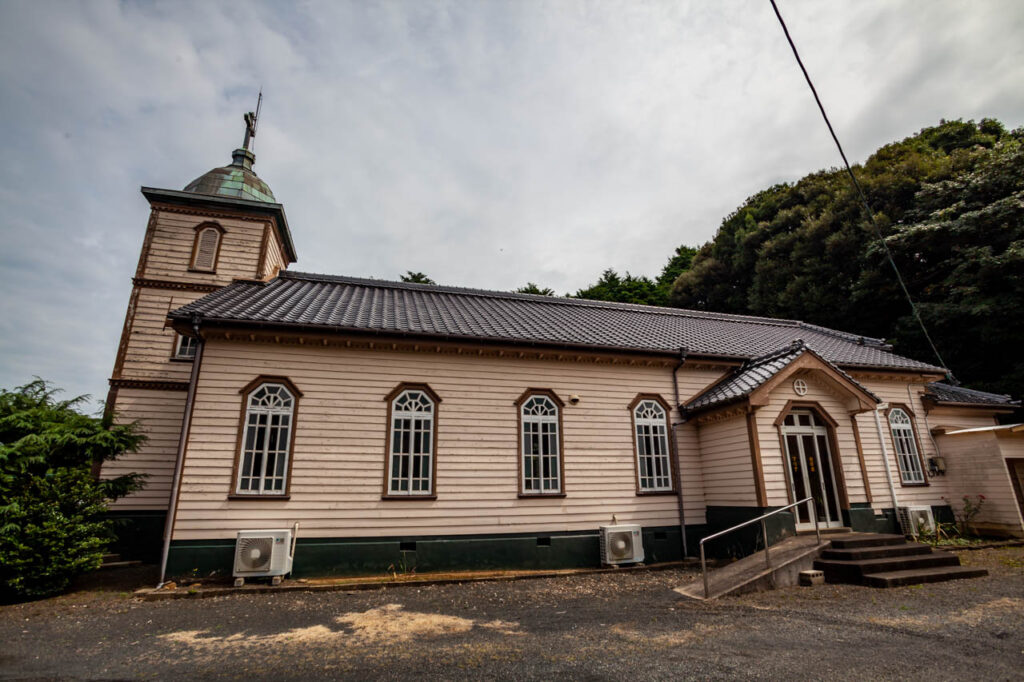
[872,402,900,513]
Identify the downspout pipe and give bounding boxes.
[670,348,690,557]
[157,314,205,588]
[872,401,900,524]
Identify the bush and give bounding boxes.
[0,380,145,599]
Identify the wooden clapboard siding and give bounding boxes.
[852,378,951,510]
[105,389,187,510]
[934,431,1024,536]
[170,341,709,540]
[697,415,756,507]
[141,210,268,285]
[117,288,206,379]
[261,225,287,279]
[756,374,866,507]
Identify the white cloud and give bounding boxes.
[1,0,1023,405]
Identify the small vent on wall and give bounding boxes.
[399,541,416,552]
[536,536,551,547]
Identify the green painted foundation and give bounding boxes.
[166,525,685,580]
[701,506,795,560]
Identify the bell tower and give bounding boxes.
[102,106,297,556]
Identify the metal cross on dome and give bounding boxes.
[242,90,263,151]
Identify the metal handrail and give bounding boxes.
[699,497,820,598]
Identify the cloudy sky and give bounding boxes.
[1,0,1023,408]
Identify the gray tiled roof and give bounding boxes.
[169,271,945,371]
[683,341,878,413]
[924,382,1019,407]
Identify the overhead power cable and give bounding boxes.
[768,0,953,380]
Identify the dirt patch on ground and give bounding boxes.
[158,603,523,652]
[869,596,1023,629]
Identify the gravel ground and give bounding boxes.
[1,547,1022,681]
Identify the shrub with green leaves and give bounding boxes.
[0,380,145,599]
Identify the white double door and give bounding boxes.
[781,410,844,530]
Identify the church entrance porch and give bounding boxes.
[781,409,844,530]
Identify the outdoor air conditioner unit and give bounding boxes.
[599,524,644,566]
[233,523,298,586]
[898,506,935,537]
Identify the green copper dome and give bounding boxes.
[183,148,276,203]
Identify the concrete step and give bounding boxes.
[820,542,933,561]
[826,533,907,550]
[815,551,961,583]
[862,565,989,588]
[797,526,852,536]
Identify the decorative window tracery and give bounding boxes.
[888,407,925,484]
[520,394,562,494]
[387,389,436,495]
[633,399,672,492]
[236,383,295,495]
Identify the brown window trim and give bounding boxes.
[189,222,226,273]
[514,388,566,496]
[381,382,442,499]
[169,332,197,362]
[885,402,930,488]
[773,400,850,511]
[627,393,677,496]
[228,375,302,498]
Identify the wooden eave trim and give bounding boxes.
[749,353,876,411]
[134,209,159,279]
[922,398,1016,413]
[133,277,222,293]
[108,378,190,391]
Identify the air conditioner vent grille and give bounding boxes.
[236,536,274,571]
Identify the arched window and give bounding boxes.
[236,381,296,495]
[517,391,563,495]
[191,224,223,272]
[386,386,438,496]
[632,398,673,493]
[888,407,925,484]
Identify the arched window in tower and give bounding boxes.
[191,223,224,272]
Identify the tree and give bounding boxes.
[400,271,436,285]
[0,380,145,599]
[516,283,555,296]
[574,269,667,306]
[669,118,1023,398]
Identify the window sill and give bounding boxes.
[228,494,290,500]
[898,481,930,488]
[381,495,437,501]
[169,356,195,363]
[518,493,567,499]
[187,268,217,274]
[636,490,678,497]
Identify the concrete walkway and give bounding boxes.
[675,535,828,600]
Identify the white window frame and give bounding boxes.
[520,394,562,494]
[633,399,673,492]
[173,333,197,360]
[889,407,925,484]
[387,389,436,496]
[236,383,294,495]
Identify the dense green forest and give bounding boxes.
[571,119,1024,398]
